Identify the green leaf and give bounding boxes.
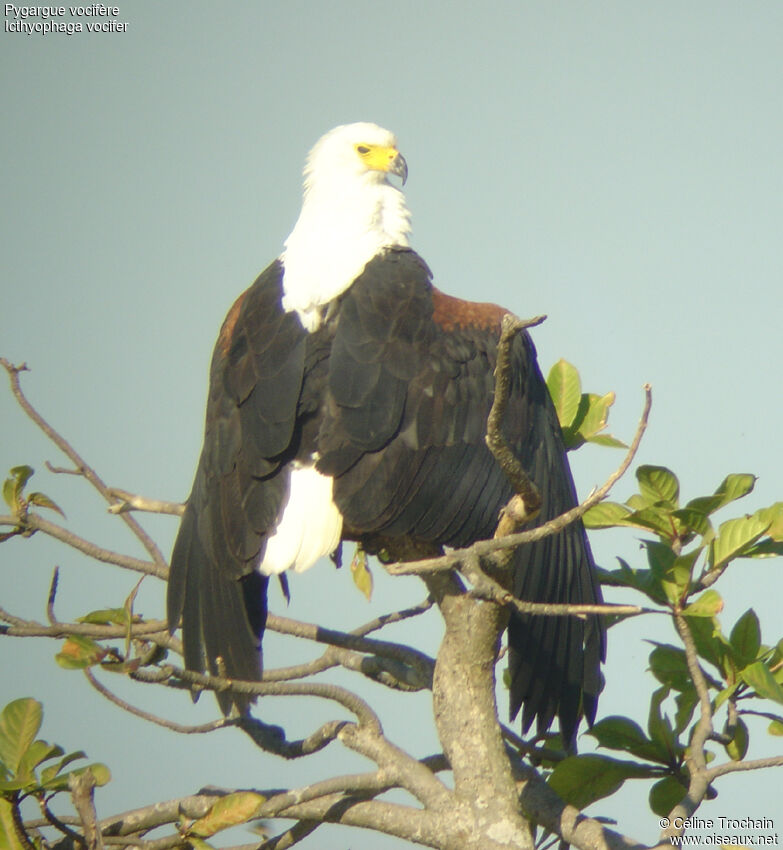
[661,551,700,606]
[740,540,783,559]
[637,465,679,508]
[644,540,675,577]
[673,689,699,735]
[725,717,749,761]
[714,681,740,713]
[648,644,691,692]
[55,636,107,669]
[546,359,581,430]
[647,687,678,764]
[730,609,761,665]
[757,502,783,541]
[0,698,42,776]
[350,548,373,601]
[710,514,771,571]
[586,433,628,449]
[621,506,677,540]
[649,776,687,818]
[39,750,87,785]
[768,720,783,736]
[682,590,724,618]
[686,474,757,516]
[583,502,631,529]
[1,479,15,513]
[578,391,615,440]
[16,740,63,785]
[189,792,265,838]
[39,762,111,793]
[586,715,667,763]
[671,508,712,539]
[596,559,667,605]
[685,616,731,677]
[740,662,783,705]
[3,466,34,512]
[547,754,655,809]
[78,609,130,627]
[26,492,65,518]
[0,798,28,850]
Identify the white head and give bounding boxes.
[302,122,408,193]
[281,123,412,329]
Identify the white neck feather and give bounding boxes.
[280,173,411,331]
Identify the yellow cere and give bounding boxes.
[354,143,400,172]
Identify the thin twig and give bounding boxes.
[131,663,383,731]
[261,596,435,685]
[1,357,168,570]
[463,555,653,619]
[107,488,185,517]
[265,612,434,686]
[0,607,169,640]
[47,567,60,625]
[84,668,234,734]
[46,460,85,476]
[705,754,783,780]
[659,612,714,839]
[39,799,86,847]
[0,511,165,579]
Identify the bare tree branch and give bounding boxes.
[0,511,165,580]
[484,313,546,519]
[254,819,321,850]
[83,668,234,734]
[462,554,654,619]
[659,612,714,840]
[69,770,104,850]
[1,357,168,571]
[0,607,169,641]
[265,612,433,688]
[106,488,185,517]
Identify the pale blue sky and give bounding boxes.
[2,2,782,845]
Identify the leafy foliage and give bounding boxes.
[546,359,626,449]
[1,466,64,542]
[0,698,110,849]
[558,465,783,813]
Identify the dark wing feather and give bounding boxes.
[167,260,306,710]
[503,335,605,743]
[319,248,604,742]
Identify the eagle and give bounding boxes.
[167,122,605,744]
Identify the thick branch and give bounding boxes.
[484,313,546,518]
[69,770,104,850]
